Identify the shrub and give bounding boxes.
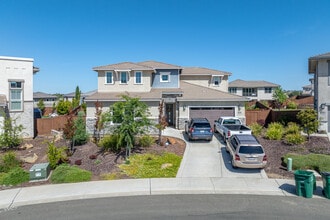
[0,116,23,149]
[285,122,300,135]
[98,135,121,152]
[250,123,263,137]
[56,100,71,115]
[286,101,298,109]
[138,135,155,147]
[265,122,284,140]
[0,167,29,186]
[51,164,91,183]
[47,141,68,169]
[0,152,21,173]
[284,133,306,145]
[73,111,88,146]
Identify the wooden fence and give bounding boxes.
[34,115,81,136]
[246,109,302,126]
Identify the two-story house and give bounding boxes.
[228,79,279,101]
[0,56,39,138]
[308,52,330,134]
[85,61,248,133]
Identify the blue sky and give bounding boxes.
[1,0,330,94]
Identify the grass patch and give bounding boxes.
[119,153,182,178]
[283,153,330,172]
[51,164,92,184]
[100,172,123,180]
[0,167,29,186]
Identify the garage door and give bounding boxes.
[189,107,235,127]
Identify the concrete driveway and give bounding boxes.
[164,128,267,178]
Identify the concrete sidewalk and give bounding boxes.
[0,177,326,210]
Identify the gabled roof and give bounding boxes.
[85,81,247,102]
[229,79,279,88]
[137,60,181,69]
[93,62,153,71]
[33,92,57,99]
[308,52,330,74]
[181,67,231,76]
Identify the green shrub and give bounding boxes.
[56,100,72,115]
[285,122,301,135]
[286,101,298,109]
[51,164,92,183]
[0,167,29,186]
[47,141,68,169]
[138,135,155,147]
[0,116,23,149]
[0,152,21,173]
[283,153,330,172]
[284,133,306,145]
[73,111,89,146]
[98,135,121,152]
[265,122,284,140]
[250,123,263,137]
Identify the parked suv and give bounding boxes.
[226,134,267,169]
[185,118,213,141]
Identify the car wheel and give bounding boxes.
[222,134,226,143]
[225,147,229,153]
[213,126,217,133]
[231,159,237,169]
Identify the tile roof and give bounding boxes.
[93,62,153,71]
[137,61,182,69]
[229,79,279,88]
[181,67,231,76]
[85,81,247,102]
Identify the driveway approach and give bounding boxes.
[164,128,267,179]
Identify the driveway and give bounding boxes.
[164,128,267,178]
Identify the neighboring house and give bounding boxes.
[64,90,97,103]
[33,92,57,107]
[228,79,279,101]
[308,52,330,134]
[302,84,313,96]
[0,56,39,138]
[85,61,248,134]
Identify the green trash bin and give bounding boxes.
[321,172,330,199]
[294,170,315,198]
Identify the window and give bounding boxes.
[265,87,272,93]
[212,76,221,86]
[9,81,23,111]
[243,88,257,96]
[120,72,128,84]
[105,72,113,84]
[134,71,142,84]
[160,72,170,82]
[229,88,237,94]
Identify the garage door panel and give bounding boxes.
[189,107,234,127]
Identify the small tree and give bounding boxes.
[56,99,71,115]
[273,86,287,110]
[156,100,168,145]
[73,111,88,146]
[102,95,151,159]
[72,86,81,109]
[63,114,75,152]
[297,109,319,141]
[37,99,45,115]
[93,101,103,142]
[0,115,23,149]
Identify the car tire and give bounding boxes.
[213,126,217,133]
[222,134,226,143]
[231,159,237,169]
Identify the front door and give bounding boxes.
[165,104,174,126]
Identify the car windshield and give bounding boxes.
[239,146,264,154]
[193,123,210,128]
[223,119,240,125]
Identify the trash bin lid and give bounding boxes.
[321,172,330,176]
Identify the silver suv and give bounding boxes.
[226,134,267,169]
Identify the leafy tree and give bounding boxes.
[56,99,71,115]
[63,114,75,152]
[0,114,23,149]
[93,101,103,142]
[155,100,168,145]
[72,86,81,109]
[102,95,151,159]
[297,109,319,141]
[37,99,45,115]
[73,111,88,145]
[273,86,287,110]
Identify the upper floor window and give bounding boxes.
[229,87,237,94]
[160,72,170,82]
[105,72,113,84]
[264,87,272,93]
[9,81,23,111]
[212,76,221,86]
[243,88,257,97]
[120,72,128,84]
[134,71,142,84]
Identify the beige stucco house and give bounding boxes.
[0,56,39,138]
[308,52,330,134]
[85,61,248,134]
[228,79,279,101]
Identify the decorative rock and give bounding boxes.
[20,153,38,164]
[161,163,173,169]
[75,159,82,165]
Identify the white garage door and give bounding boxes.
[189,107,235,127]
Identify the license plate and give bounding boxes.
[247,158,256,161]
[200,130,205,133]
